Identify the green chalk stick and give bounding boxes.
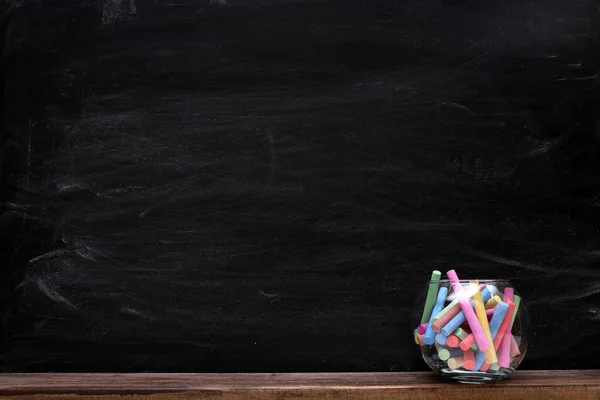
[421,270,442,324]
[489,363,500,371]
[510,295,521,326]
[435,342,450,361]
[432,299,459,323]
[453,327,468,340]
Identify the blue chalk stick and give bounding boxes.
[448,348,463,359]
[423,287,448,345]
[474,350,486,371]
[489,301,509,340]
[481,286,493,301]
[435,332,448,345]
[441,311,466,336]
[440,286,494,336]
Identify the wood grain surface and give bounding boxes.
[1,371,599,399]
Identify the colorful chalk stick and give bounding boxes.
[489,301,509,340]
[493,300,516,351]
[459,333,476,351]
[432,300,461,332]
[474,350,486,371]
[432,299,458,322]
[435,332,448,345]
[421,270,442,324]
[504,287,514,302]
[499,289,519,368]
[473,285,497,364]
[436,343,463,361]
[511,295,521,326]
[453,327,468,341]
[423,286,448,345]
[440,286,494,336]
[435,343,450,361]
[463,348,475,370]
[440,312,467,337]
[446,335,460,348]
[417,323,428,335]
[485,295,501,309]
[447,356,464,370]
[446,270,490,351]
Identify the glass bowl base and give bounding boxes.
[439,367,514,384]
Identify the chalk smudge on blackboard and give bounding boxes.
[29,249,69,264]
[102,0,137,25]
[37,280,80,313]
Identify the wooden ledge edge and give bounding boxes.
[1,371,599,400]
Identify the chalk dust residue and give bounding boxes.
[37,279,80,312]
[102,0,137,25]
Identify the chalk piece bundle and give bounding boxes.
[415,270,523,373]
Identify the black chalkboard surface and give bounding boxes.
[1,0,600,372]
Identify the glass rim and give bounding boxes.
[429,279,512,283]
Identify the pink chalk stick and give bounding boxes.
[417,323,428,335]
[480,362,491,372]
[504,287,514,303]
[497,287,516,367]
[503,289,520,359]
[447,270,490,352]
[498,331,511,367]
[485,307,496,317]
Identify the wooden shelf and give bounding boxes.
[1,371,599,399]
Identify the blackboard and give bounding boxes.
[1,0,599,372]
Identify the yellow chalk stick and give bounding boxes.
[473,282,497,364]
[485,295,502,309]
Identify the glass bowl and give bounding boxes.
[413,273,528,384]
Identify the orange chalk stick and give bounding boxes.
[460,333,476,351]
[493,300,516,351]
[446,335,461,348]
[463,348,475,371]
[432,302,462,333]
